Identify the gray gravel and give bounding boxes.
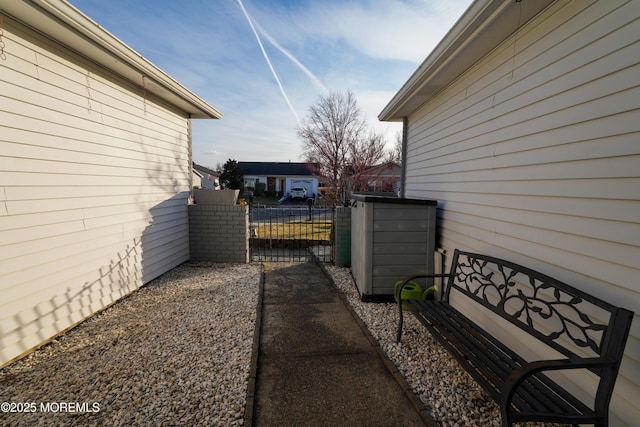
[0,262,261,427]
[324,265,563,427]
[324,265,501,427]
[1,260,559,427]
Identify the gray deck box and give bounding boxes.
[350,193,437,301]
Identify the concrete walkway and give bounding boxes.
[245,261,431,426]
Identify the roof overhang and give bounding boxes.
[1,0,222,119]
[379,0,555,122]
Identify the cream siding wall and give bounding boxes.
[0,16,191,366]
[403,0,639,424]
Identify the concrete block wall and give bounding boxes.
[188,204,249,263]
[334,207,351,267]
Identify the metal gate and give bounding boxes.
[249,205,334,262]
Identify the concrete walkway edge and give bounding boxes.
[243,265,264,427]
[243,258,436,426]
[315,260,436,427]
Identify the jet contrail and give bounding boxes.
[256,22,329,94]
[236,0,300,124]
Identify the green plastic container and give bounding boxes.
[394,280,435,310]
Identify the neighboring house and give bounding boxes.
[359,161,401,193]
[0,1,221,367]
[379,0,639,424]
[239,161,319,197]
[192,162,220,189]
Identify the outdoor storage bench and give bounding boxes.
[396,249,634,427]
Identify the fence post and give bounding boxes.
[334,206,351,267]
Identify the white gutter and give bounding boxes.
[0,0,222,119]
[379,0,555,122]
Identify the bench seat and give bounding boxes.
[397,249,634,427]
[409,299,594,423]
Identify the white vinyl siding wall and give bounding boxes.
[403,0,639,424]
[0,16,191,366]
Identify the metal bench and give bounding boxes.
[396,249,633,427]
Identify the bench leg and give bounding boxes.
[500,405,512,427]
[396,300,404,342]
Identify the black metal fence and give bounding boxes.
[249,205,335,262]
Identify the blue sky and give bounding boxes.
[68,0,473,168]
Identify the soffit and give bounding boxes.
[1,0,221,119]
[379,0,555,121]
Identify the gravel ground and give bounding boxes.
[324,265,564,427]
[1,260,560,427]
[324,265,502,427]
[0,262,261,427]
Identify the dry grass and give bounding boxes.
[252,219,333,240]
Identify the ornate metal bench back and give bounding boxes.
[444,250,631,360]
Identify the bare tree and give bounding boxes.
[348,131,387,193]
[214,161,224,174]
[386,131,403,163]
[297,90,387,205]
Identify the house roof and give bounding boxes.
[238,162,317,177]
[362,162,401,176]
[192,162,219,177]
[379,0,554,121]
[1,0,222,119]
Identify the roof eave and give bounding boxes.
[378,0,555,122]
[2,0,222,119]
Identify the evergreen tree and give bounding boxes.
[219,159,243,189]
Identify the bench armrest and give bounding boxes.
[500,357,613,423]
[396,274,451,342]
